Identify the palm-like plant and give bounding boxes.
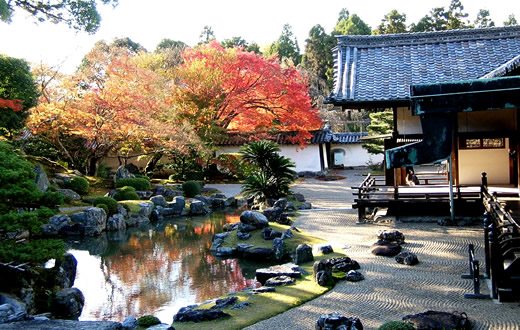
[240,141,297,200]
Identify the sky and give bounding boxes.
[1,0,519,73]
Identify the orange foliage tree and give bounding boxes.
[172,41,322,145]
[28,55,199,175]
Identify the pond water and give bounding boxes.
[65,209,268,324]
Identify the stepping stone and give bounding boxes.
[370,240,402,256]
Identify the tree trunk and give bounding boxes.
[144,152,164,174]
[87,156,100,176]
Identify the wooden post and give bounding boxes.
[481,172,488,189]
[483,212,491,279]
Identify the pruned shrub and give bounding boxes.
[137,315,161,327]
[113,186,140,201]
[67,177,90,195]
[185,171,204,181]
[182,181,201,198]
[39,191,64,209]
[96,203,109,216]
[115,177,151,191]
[378,321,415,330]
[93,197,118,215]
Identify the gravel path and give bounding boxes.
[243,168,520,330]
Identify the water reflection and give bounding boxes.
[66,209,266,324]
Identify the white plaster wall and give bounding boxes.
[331,144,384,167]
[396,107,422,135]
[458,139,510,185]
[217,145,322,172]
[458,108,517,132]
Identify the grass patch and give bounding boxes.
[118,200,154,214]
[173,249,347,330]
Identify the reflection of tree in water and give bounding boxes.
[94,211,255,321]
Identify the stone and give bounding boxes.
[273,238,285,261]
[210,297,238,309]
[167,196,186,215]
[237,223,257,233]
[52,288,85,320]
[292,193,305,202]
[237,232,251,240]
[151,185,182,198]
[33,164,50,192]
[285,202,295,211]
[256,263,304,284]
[370,240,402,256]
[231,302,251,310]
[251,286,276,294]
[377,230,406,244]
[261,227,282,240]
[122,315,138,328]
[127,214,150,227]
[297,202,312,210]
[224,197,236,207]
[236,244,254,254]
[0,294,27,324]
[273,198,288,210]
[210,238,223,252]
[124,163,139,174]
[189,200,210,215]
[19,288,35,315]
[315,312,363,330]
[210,198,226,209]
[114,165,134,183]
[395,252,419,265]
[58,223,84,236]
[263,207,283,222]
[265,275,295,286]
[117,204,128,218]
[40,224,59,237]
[194,195,210,206]
[242,247,274,261]
[222,223,237,232]
[281,229,293,239]
[402,311,470,330]
[70,207,107,236]
[56,253,78,288]
[316,244,333,254]
[346,270,364,282]
[276,213,292,225]
[294,244,314,265]
[330,257,360,272]
[215,247,236,257]
[214,232,229,240]
[53,173,77,186]
[210,193,227,199]
[174,308,230,323]
[137,202,154,218]
[106,214,127,231]
[239,211,269,229]
[49,215,72,231]
[313,259,333,286]
[135,191,153,199]
[57,189,81,201]
[0,320,122,329]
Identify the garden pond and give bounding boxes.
[64,208,271,324]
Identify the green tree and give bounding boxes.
[265,24,301,65]
[0,54,38,137]
[363,110,393,155]
[199,25,216,44]
[474,9,495,28]
[373,9,408,35]
[446,0,470,30]
[504,14,518,26]
[221,37,262,54]
[410,0,470,32]
[302,24,335,90]
[240,140,296,200]
[0,0,118,33]
[337,8,350,23]
[0,141,65,264]
[333,13,371,35]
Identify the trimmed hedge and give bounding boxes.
[93,197,118,215]
[67,177,89,195]
[114,177,151,191]
[378,321,415,330]
[137,315,160,327]
[114,186,140,201]
[182,181,201,198]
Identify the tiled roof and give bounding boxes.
[217,130,366,146]
[332,132,367,144]
[328,26,520,105]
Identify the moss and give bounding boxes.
[118,200,153,214]
[137,315,161,327]
[378,321,415,330]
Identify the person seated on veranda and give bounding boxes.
[405,167,420,186]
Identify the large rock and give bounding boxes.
[395,252,419,265]
[273,238,285,261]
[211,297,238,310]
[137,202,154,218]
[167,196,185,214]
[292,193,305,202]
[189,200,210,215]
[377,230,406,244]
[70,207,107,236]
[49,215,72,231]
[150,195,168,208]
[256,263,304,284]
[261,227,282,240]
[126,214,150,227]
[135,191,153,199]
[237,223,257,233]
[313,259,333,286]
[106,214,127,231]
[370,240,402,256]
[240,211,269,229]
[113,165,134,183]
[121,315,138,329]
[56,253,78,288]
[241,247,274,261]
[0,294,27,324]
[53,173,77,187]
[151,185,182,198]
[402,311,470,330]
[265,276,295,286]
[52,288,85,320]
[346,270,364,282]
[273,198,288,210]
[57,189,81,201]
[294,244,314,265]
[263,207,283,222]
[315,312,363,330]
[33,164,50,192]
[330,257,360,272]
[174,307,230,323]
[296,202,312,210]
